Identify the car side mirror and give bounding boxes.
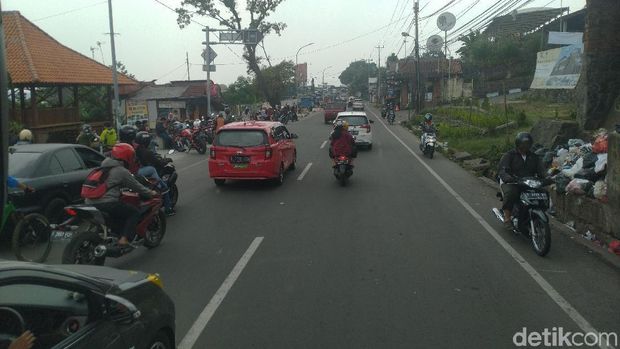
[105,294,141,324]
[369,120,375,123]
[290,133,299,139]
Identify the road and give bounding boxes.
[3,106,619,348]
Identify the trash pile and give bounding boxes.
[539,129,609,202]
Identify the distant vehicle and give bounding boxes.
[209,121,298,186]
[323,103,346,124]
[334,112,374,150]
[299,96,314,110]
[0,261,175,349]
[352,101,364,111]
[7,144,104,225]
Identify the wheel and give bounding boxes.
[62,228,105,265]
[44,197,68,224]
[147,330,173,349]
[429,149,434,159]
[214,179,226,186]
[367,144,373,150]
[273,164,285,186]
[170,184,179,208]
[12,213,52,263]
[196,140,207,154]
[531,216,551,256]
[144,210,166,248]
[289,152,297,170]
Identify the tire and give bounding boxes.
[147,330,173,349]
[367,144,373,150]
[62,228,105,265]
[170,184,179,208]
[289,152,297,171]
[214,179,226,186]
[273,164,285,186]
[44,197,68,224]
[144,210,166,249]
[339,176,347,187]
[531,215,551,257]
[12,213,52,263]
[196,140,207,154]
[429,149,434,159]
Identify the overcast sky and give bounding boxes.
[4,0,586,86]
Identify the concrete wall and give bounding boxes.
[578,0,620,130]
[607,132,620,217]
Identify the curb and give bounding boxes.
[476,176,620,269]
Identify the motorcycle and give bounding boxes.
[173,123,207,154]
[492,177,552,256]
[387,110,396,125]
[60,177,166,265]
[333,155,354,186]
[278,112,289,125]
[420,132,437,159]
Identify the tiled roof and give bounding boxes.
[484,8,564,37]
[3,11,137,86]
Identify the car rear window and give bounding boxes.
[8,152,42,178]
[338,115,368,126]
[216,130,268,147]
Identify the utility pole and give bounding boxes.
[375,44,384,104]
[404,37,408,59]
[107,0,121,130]
[414,0,421,114]
[186,52,191,81]
[204,27,211,118]
[90,47,96,60]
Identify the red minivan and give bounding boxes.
[208,121,298,186]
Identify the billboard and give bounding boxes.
[295,63,308,85]
[530,44,583,89]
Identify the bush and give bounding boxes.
[516,111,527,126]
[481,97,490,110]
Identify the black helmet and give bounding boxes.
[135,131,152,146]
[515,132,533,150]
[119,125,138,143]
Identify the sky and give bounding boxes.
[4,0,586,86]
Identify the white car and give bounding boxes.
[335,111,374,150]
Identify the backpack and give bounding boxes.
[81,167,113,199]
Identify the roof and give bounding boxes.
[398,58,463,76]
[9,143,86,153]
[336,111,368,117]
[3,11,137,86]
[128,85,189,100]
[484,7,565,37]
[220,121,281,132]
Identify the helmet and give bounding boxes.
[515,132,533,150]
[424,113,433,122]
[18,129,33,141]
[111,143,136,168]
[334,120,349,131]
[119,125,138,143]
[81,124,92,133]
[135,131,152,147]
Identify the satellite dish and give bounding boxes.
[437,12,456,31]
[427,35,444,52]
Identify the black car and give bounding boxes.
[8,144,105,225]
[0,261,175,349]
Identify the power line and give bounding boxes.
[32,0,107,21]
[155,61,187,81]
[420,0,463,20]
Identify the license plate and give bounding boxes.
[349,131,359,135]
[230,156,250,163]
[525,192,547,200]
[52,230,74,241]
[233,163,248,169]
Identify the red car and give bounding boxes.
[208,121,298,186]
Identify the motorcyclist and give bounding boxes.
[119,124,138,144]
[156,117,173,149]
[329,120,356,159]
[76,124,98,148]
[134,131,175,216]
[85,143,156,248]
[99,122,117,151]
[498,132,548,229]
[420,113,437,146]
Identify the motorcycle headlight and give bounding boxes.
[523,179,542,189]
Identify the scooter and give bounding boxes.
[492,177,552,257]
[60,177,166,265]
[420,132,437,159]
[387,110,396,125]
[333,155,353,186]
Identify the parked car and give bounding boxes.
[335,112,374,150]
[8,144,104,225]
[323,102,346,124]
[209,121,298,186]
[0,261,175,349]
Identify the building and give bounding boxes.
[396,57,463,108]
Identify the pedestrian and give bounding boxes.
[215,112,226,131]
[99,122,117,151]
[15,129,33,145]
[156,116,173,149]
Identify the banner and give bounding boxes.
[530,44,583,89]
[548,31,583,46]
[126,100,148,125]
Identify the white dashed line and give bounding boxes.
[320,140,327,149]
[297,162,313,181]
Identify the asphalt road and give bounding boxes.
[2,107,618,348]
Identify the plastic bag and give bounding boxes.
[581,152,598,169]
[561,157,583,178]
[554,174,571,194]
[574,168,599,182]
[542,151,555,166]
[592,134,608,154]
[568,139,585,147]
[556,148,569,165]
[593,180,607,200]
[566,178,592,195]
[595,153,608,173]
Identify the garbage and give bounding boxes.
[581,152,598,169]
[554,174,571,194]
[568,138,585,147]
[561,157,583,178]
[592,134,608,154]
[574,168,600,182]
[593,180,608,201]
[582,230,596,241]
[608,240,620,256]
[565,220,576,231]
[594,153,608,173]
[542,151,555,166]
[566,178,593,195]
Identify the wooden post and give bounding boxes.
[31,85,39,127]
[58,86,64,107]
[10,87,15,111]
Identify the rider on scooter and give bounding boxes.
[329,120,356,159]
[420,113,437,145]
[85,143,156,249]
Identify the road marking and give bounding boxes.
[297,163,313,181]
[320,140,328,149]
[178,159,209,173]
[367,109,612,349]
[178,237,264,349]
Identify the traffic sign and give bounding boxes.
[219,31,243,42]
[202,64,216,72]
[202,47,217,63]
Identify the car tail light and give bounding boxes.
[361,124,371,133]
[265,146,272,159]
[338,155,347,161]
[210,147,216,159]
[65,208,77,216]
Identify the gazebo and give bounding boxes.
[3,11,137,142]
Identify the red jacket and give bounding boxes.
[330,131,355,157]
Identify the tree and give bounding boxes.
[111,61,135,79]
[176,0,287,106]
[386,53,398,66]
[259,60,295,103]
[222,76,258,106]
[339,60,377,98]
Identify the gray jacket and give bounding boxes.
[85,158,152,204]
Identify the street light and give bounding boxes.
[321,66,332,87]
[402,32,410,58]
[295,42,315,92]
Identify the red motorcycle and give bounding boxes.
[59,177,166,265]
[333,155,354,186]
[173,122,207,154]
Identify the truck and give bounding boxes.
[299,96,314,110]
[323,102,346,124]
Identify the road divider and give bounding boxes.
[178,236,264,349]
[366,108,609,348]
[297,163,313,181]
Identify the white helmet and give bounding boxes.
[18,129,33,141]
